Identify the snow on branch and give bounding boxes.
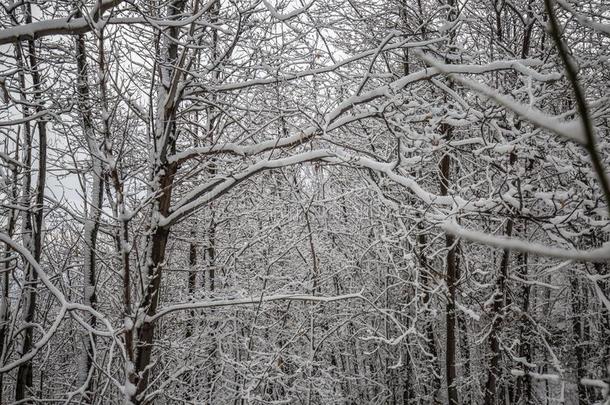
[442,221,610,262]
[167,143,518,228]
[557,0,610,36]
[325,151,497,212]
[0,232,119,373]
[416,53,586,145]
[168,127,319,165]
[0,109,51,127]
[510,370,609,397]
[261,0,316,21]
[162,150,335,226]
[204,38,444,92]
[324,56,555,129]
[0,0,125,45]
[148,291,365,323]
[167,145,509,229]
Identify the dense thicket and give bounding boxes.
[0,0,609,403]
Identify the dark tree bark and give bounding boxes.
[74,23,104,400]
[439,131,458,405]
[484,220,512,405]
[15,2,48,400]
[131,2,187,401]
[441,2,458,403]
[186,227,198,338]
[570,276,588,405]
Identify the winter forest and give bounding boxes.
[1,0,610,404]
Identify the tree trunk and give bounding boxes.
[441,2,458,402]
[0,120,20,404]
[455,242,471,402]
[516,249,532,404]
[186,227,198,338]
[16,2,48,400]
[133,170,176,401]
[570,276,588,405]
[75,25,103,400]
[417,230,441,401]
[130,1,186,401]
[485,220,512,405]
[439,130,458,405]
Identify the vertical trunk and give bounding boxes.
[305,212,320,295]
[16,2,48,400]
[75,26,103,400]
[597,259,610,398]
[0,232,12,404]
[1,13,29,399]
[13,42,33,401]
[131,2,187,400]
[415,228,441,399]
[417,230,441,401]
[591,233,610,399]
[439,130,458,405]
[485,220,512,405]
[203,131,218,402]
[457,314,470,400]
[514,5,535,401]
[516,249,532,404]
[455,242,471,401]
[0,130,20,404]
[570,276,587,405]
[441,2,458,402]
[484,3,526,401]
[95,26,136,391]
[399,0,410,76]
[205,0,220,296]
[186,227,197,338]
[133,172,176,400]
[396,11,418,402]
[184,226,197,400]
[402,346,415,404]
[206,216,216,293]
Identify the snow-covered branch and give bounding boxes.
[148,292,365,323]
[443,221,610,262]
[0,0,125,45]
[168,127,318,165]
